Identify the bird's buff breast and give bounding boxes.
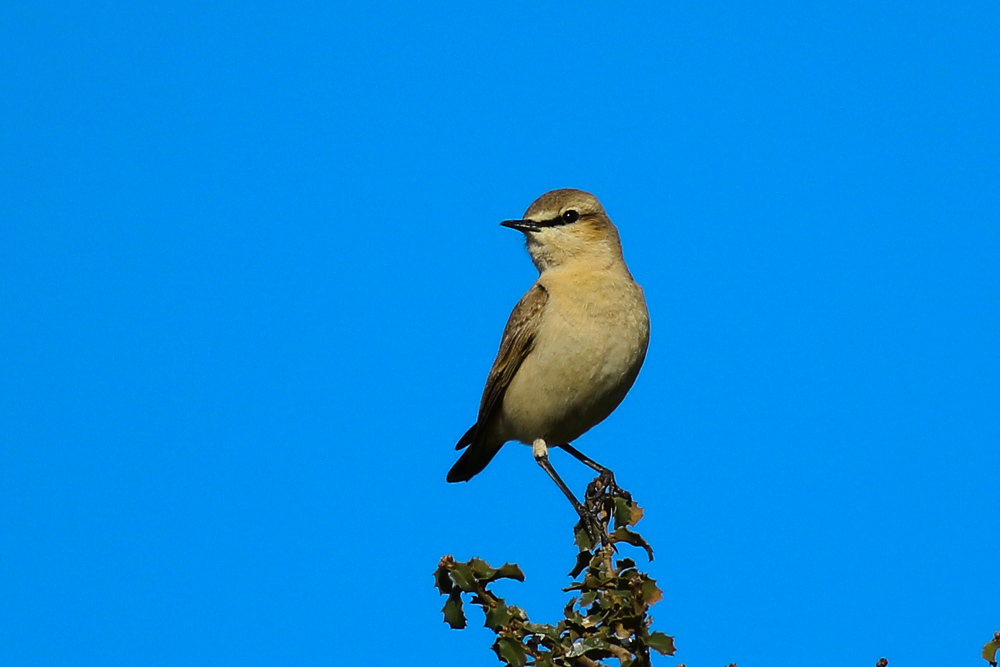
[500,277,649,445]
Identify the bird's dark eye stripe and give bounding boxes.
[537,210,581,228]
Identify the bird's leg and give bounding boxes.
[558,443,622,496]
[533,439,607,545]
[558,442,609,474]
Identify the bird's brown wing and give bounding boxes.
[447,283,548,482]
[456,282,549,451]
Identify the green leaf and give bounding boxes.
[523,622,561,642]
[566,635,609,658]
[450,563,477,592]
[534,654,554,667]
[469,557,497,580]
[983,631,1000,666]
[613,497,632,528]
[506,604,528,621]
[640,578,663,605]
[574,525,595,551]
[580,605,609,628]
[484,600,511,631]
[494,637,527,667]
[568,550,591,578]
[433,563,453,594]
[564,598,582,622]
[647,631,676,656]
[611,526,655,561]
[442,592,466,629]
[615,557,636,570]
[612,497,645,527]
[492,562,525,582]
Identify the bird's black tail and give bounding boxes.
[447,424,502,482]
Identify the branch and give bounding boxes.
[436,476,675,666]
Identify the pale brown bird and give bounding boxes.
[447,188,650,529]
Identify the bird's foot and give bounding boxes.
[586,468,631,505]
[575,506,611,549]
[574,468,633,551]
[597,468,623,497]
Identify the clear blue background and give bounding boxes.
[2,1,997,665]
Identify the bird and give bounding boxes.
[447,188,650,532]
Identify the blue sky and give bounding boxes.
[2,1,998,665]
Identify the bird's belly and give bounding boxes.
[499,308,647,445]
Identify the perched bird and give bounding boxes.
[447,188,650,528]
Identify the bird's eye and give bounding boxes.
[561,210,580,223]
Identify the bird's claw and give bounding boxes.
[577,508,610,548]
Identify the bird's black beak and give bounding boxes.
[500,219,540,233]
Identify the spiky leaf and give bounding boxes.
[450,563,477,592]
[483,600,511,631]
[566,635,609,658]
[469,557,496,580]
[494,637,527,667]
[433,563,453,594]
[492,562,525,582]
[648,631,676,656]
[641,578,663,605]
[983,631,1000,666]
[611,526,654,560]
[442,592,466,629]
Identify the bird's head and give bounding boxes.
[501,189,625,272]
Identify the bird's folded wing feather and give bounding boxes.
[465,283,548,447]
